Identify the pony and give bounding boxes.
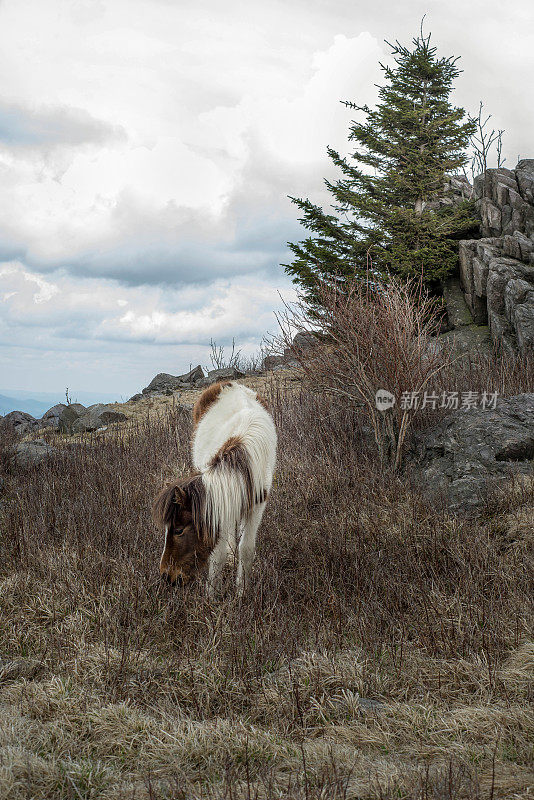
[153,381,277,596]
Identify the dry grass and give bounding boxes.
[0,382,533,799]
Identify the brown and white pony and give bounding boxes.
[153,381,277,595]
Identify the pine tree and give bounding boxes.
[285,28,478,307]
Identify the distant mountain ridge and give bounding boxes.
[0,394,53,417]
[0,389,121,417]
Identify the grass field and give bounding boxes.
[0,379,533,799]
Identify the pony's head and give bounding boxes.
[152,476,210,586]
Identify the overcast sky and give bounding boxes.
[0,0,532,398]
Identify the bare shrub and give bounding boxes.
[208,337,268,374]
[277,277,455,468]
[209,337,243,370]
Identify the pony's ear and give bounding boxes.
[152,482,191,529]
[153,475,207,539]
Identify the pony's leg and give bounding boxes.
[206,536,230,599]
[237,501,266,596]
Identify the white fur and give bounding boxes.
[192,383,277,595]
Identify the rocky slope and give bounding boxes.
[457,160,534,353]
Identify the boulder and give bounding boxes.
[283,331,319,360]
[263,355,287,370]
[12,439,59,468]
[40,403,86,433]
[181,365,205,383]
[141,365,204,395]
[0,411,39,437]
[413,394,534,512]
[207,367,246,382]
[72,405,127,433]
[292,331,317,350]
[40,403,68,425]
[128,393,143,403]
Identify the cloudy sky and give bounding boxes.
[0,0,533,398]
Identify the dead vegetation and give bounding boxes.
[0,375,533,799]
[276,275,534,469]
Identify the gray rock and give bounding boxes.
[472,256,490,299]
[458,240,476,299]
[128,393,143,403]
[292,331,317,350]
[513,301,534,351]
[516,160,534,204]
[72,405,127,433]
[263,355,287,370]
[142,365,204,395]
[502,232,534,263]
[479,197,502,235]
[41,403,68,424]
[413,394,534,512]
[178,365,204,383]
[207,367,246,382]
[195,377,212,389]
[0,411,39,437]
[474,168,517,201]
[59,405,85,434]
[442,279,475,328]
[69,403,86,416]
[12,439,59,468]
[486,258,526,316]
[40,403,85,433]
[488,309,517,356]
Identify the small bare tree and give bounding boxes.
[467,102,505,189]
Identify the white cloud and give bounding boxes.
[0,260,296,394]
[0,261,295,345]
[0,1,384,279]
[0,0,532,393]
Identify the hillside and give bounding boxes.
[0,365,533,799]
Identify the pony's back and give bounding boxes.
[192,382,277,536]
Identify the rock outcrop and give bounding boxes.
[12,439,60,468]
[0,411,40,437]
[458,160,534,354]
[262,330,316,371]
[413,393,534,511]
[72,404,127,434]
[41,403,86,433]
[141,365,205,396]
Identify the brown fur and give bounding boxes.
[192,381,231,426]
[256,393,270,413]
[153,475,212,585]
[209,435,266,510]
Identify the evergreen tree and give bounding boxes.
[285,28,478,307]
